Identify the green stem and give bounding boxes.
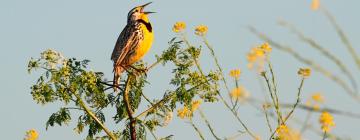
[262,72,283,125]
[74,93,117,140]
[283,78,305,122]
[181,34,256,139]
[199,109,221,140]
[202,36,234,106]
[190,120,206,140]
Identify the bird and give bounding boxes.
[111,2,154,91]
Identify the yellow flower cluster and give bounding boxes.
[24,129,39,140]
[311,0,320,11]
[247,42,272,72]
[319,111,335,132]
[305,92,325,110]
[173,21,186,33]
[194,25,208,36]
[276,125,302,140]
[276,124,289,134]
[191,100,202,112]
[230,86,249,101]
[177,106,191,119]
[298,68,311,78]
[229,69,241,79]
[177,100,202,119]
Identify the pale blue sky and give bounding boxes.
[1,0,360,139]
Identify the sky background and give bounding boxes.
[1,0,360,139]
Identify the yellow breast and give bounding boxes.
[129,24,154,64]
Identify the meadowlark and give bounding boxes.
[111,2,154,91]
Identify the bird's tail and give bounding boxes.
[113,66,124,92]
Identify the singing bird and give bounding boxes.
[111,2,154,90]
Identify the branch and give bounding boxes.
[124,75,136,140]
[73,93,117,140]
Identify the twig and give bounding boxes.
[300,111,313,134]
[189,120,206,140]
[262,105,273,134]
[248,98,360,119]
[322,131,327,140]
[202,36,233,106]
[124,75,136,140]
[262,72,283,125]
[249,26,360,101]
[322,8,360,71]
[73,93,117,140]
[283,78,305,123]
[278,20,358,93]
[198,109,221,140]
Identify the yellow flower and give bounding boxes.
[230,86,249,101]
[173,22,186,33]
[229,69,241,79]
[177,106,191,119]
[195,25,208,36]
[298,68,311,78]
[319,111,335,132]
[247,42,271,72]
[312,93,324,103]
[276,125,289,134]
[311,0,320,11]
[276,125,302,140]
[24,129,39,140]
[191,100,202,112]
[260,42,272,53]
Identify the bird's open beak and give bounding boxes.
[144,11,156,14]
[140,2,152,8]
[140,2,155,14]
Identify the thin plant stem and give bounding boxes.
[136,81,209,119]
[198,109,221,140]
[278,20,358,93]
[262,72,283,125]
[202,36,233,106]
[268,62,281,121]
[322,131,327,140]
[249,26,360,101]
[268,78,305,140]
[248,98,360,119]
[322,8,360,71]
[283,78,305,123]
[144,123,159,140]
[300,110,313,134]
[232,77,240,110]
[180,33,256,139]
[73,93,117,140]
[262,105,273,134]
[190,120,206,140]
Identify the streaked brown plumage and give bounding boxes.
[111,2,154,91]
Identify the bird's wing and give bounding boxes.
[111,24,130,61]
[111,24,142,66]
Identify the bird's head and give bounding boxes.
[127,2,155,23]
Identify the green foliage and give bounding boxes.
[46,108,71,130]
[160,38,220,108]
[122,120,146,140]
[28,36,221,139]
[28,49,112,138]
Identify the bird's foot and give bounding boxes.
[130,66,148,77]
